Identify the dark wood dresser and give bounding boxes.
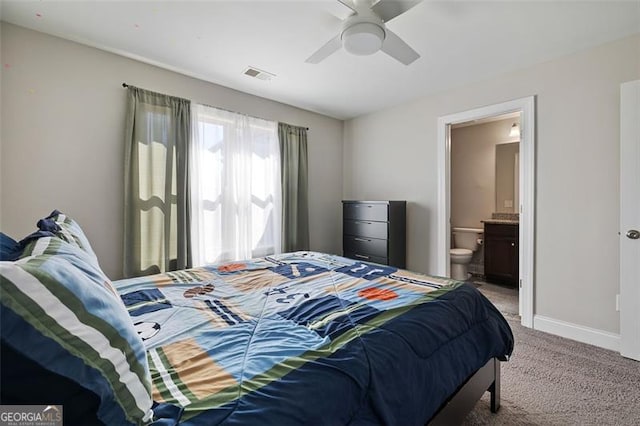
[483,222,519,286]
[342,200,406,268]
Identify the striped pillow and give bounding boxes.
[36,210,99,261]
[0,237,154,425]
[20,235,120,299]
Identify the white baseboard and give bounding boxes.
[533,315,620,353]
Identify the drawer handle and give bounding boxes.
[354,254,370,260]
[353,205,373,208]
[511,242,515,247]
[354,237,370,242]
[355,221,372,225]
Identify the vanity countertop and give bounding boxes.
[482,219,519,225]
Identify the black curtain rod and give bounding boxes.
[122,82,309,131]
[280,122,310,131]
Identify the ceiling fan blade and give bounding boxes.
[324,0,357,20]
[371,0,422,22]
[305,36,342,64]
[338,0,358,13]
[380,28,420,65]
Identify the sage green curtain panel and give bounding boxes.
[278,123,310,252]
[124,86,192,277]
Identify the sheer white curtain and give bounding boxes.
[190,104,281,266]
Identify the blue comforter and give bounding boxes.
[114,251,513,425]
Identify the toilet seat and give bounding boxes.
[450,248,473,257]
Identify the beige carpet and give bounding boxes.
[463,283,640,425]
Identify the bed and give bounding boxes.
[0,212,513,425]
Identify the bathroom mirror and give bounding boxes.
[495,142,520,213]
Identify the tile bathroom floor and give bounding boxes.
[467,275,519,317]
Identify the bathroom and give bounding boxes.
[449,113,520,293]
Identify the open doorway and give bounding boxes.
[449,114,521,316]
[437,96,536,328]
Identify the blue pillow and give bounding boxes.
[0,236,154,425]
[0,233,22,261]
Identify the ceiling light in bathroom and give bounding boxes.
[509,123,520,138]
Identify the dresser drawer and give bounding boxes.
[343,235,388,258]
[344,220,388,240]
[343,202,388,222]
[344,251,389,265]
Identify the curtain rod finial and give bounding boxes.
[122,83,128,88]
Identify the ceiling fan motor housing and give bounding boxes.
[341,17,386,56]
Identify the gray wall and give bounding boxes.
[343,34,640,335]
[0,23,344,279]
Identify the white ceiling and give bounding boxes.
[1,1,638,120]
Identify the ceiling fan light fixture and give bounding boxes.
[342,22,385,56]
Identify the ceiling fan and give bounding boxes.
[306,0,422,65]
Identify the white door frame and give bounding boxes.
[437,96,536,328]
[620,80,640,360]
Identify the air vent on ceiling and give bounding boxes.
[243,66,276,81]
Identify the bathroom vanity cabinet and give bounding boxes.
[484,222,519,286]
[342,200,406,268]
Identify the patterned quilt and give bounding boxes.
[114,251,513,425]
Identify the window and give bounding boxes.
[190,104,281,265]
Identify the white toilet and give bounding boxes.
[450,227,484,281]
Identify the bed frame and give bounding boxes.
[428,357,501,425]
